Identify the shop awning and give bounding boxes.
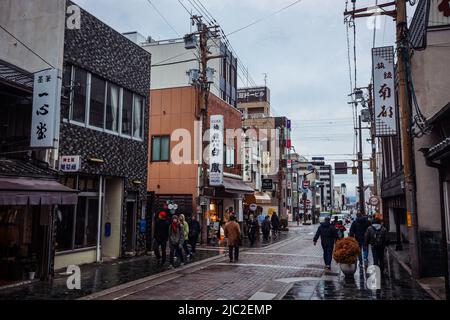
[223,177,254,194]
[0,177,78,205]
[254,192,272,204]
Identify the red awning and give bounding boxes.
[0,177,78,205]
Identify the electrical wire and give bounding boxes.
[145,0,180,37]
[0,24,55,69]
[226,0,303,37]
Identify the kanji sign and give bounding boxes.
[59,155,80,172]
[31,68,61,148]
[262,179,273,190]
[243,138,252,182]
[372,46,397,136]
[209,115,224,186]
[237,87,270,103]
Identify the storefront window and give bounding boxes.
[55,197,99,252]
[55,205,75,251]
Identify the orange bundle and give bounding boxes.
[333,237,361,264]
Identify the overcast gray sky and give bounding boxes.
[74,0,417,197]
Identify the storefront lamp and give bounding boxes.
[87,157,104,164]
[132,180,142,185]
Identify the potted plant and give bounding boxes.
[25,256,38,280]
[333,237,360,277]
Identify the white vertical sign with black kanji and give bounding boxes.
[209,115,224,186]
[31,68,61,148]
[243,136,252,182]
[372,46,397,136]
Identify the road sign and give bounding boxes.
[249,203,257,211]
[369,196,380,206]
[334,162,348,175]
[262,179,273,190]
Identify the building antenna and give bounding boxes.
[263,73,268,87]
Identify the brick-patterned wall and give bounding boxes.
[61,1,151,256]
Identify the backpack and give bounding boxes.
[371,227,384,247]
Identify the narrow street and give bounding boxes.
[1,0,449,306]
[78,224,432,301]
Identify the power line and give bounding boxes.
[151,57,198,67]
[226,0,303,37]
[145,0,180,37]
[0,24,55,69]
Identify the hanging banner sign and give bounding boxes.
[372,46,397,136]
[209,115,224,186]
[31,68,61,148]
[243,137,252,182]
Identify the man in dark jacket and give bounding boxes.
[349,213,370,264]
[365,214,388,273]
[313,217,338,270]
[271,212,280,238]
[188,214,201,255]
[246,214,258,246]
[153,211,170,265]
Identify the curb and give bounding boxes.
[79,253,227,300]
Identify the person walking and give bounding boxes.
[179,214,191,260]
[335,220,347,239]
[153,211,170,266]
[246,214,258,246]
[261,216,271,241]
[188,214,201,255]
[349,212,370,265]
[168,215,185,268]
[271,212,280,239]
[313,216,338,270]
[365,214,388,273]
[224,215,241,262]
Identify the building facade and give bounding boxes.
[318,164,334,211]
[0,0,151,283]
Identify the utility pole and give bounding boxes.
[368,84,378,196]
[188,15,220,245]
[396,0,420,277]
[358,115,365,215]
[344,0,420,276]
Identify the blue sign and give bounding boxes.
[104,222,111,237]
[139,219,147,233]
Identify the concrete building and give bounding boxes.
[407,0,450,297]
[334,183,347,211]
[0,0,151,283]
[124,33,238,108]
[318,164,334,211]
[242,116,291,221]
[237,86,271,118]
[126,32,254,243]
